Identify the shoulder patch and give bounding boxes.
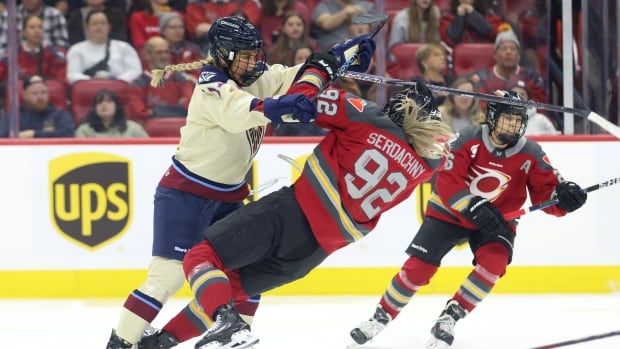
[198,65,229,85]
[347,97,367,113]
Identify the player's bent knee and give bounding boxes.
[182,240,223,277]
[402,256,439,286]
[474,243,509,277]
[138,257,185,303]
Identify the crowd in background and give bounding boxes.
[0,0,559,138]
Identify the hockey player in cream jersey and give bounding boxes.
[105,16,336,349]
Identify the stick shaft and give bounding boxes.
[529,330,620,349]
[504,177,620,220]
[343,71,620,138]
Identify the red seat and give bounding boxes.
[143,117,186,137]
[70,80,129,124]
[5,79,68,111]
[383,0,409,12]
[387,43,423,80]
[453,43,495,76]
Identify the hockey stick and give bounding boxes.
[277,153,303,172]
[342,71,620,139]
[503,176,620,220]
[529,330,620,349]
[281,14,389,123]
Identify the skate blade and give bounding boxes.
[222,330,259,349]
[426,337,450,349]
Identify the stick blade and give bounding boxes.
[352,13,389,25]
[586,112,620,139]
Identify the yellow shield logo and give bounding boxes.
[49,152,133,249]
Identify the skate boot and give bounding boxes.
[194,304,259,349]
[136,329,179,349]
[426,300,467,349]
[106,329,133,349]
[349,305,392,345]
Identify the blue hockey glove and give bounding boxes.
[263,94,316,123]
[329,34,376,74]
[555,181,587,212]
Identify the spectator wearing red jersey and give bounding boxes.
[267,12,315,66]
[159,12,202,80]
[0,15,66,84]
[470,27,547,103]
[67,0,127,45]
[184,0,262,43]
[260,0,310,48]
[439,0,502,47]
[129,0,174,52]
[126,36,193,121]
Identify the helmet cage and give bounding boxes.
[208,17,267,86]
[487,97,528,146]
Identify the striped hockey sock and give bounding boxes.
[123,289,163,323]
[188,263,232,319]
[163,299,211,342]
[379,257,437,319]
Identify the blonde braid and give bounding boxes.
[150,58,213,87]
[398,98,455,160]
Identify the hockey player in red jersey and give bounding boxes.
[350,91,589,349]
[137,71,454,347]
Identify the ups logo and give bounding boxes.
[49,152,132,249]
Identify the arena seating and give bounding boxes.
[453,43,495,76]
[70,80,129,124]
[388,43,423,80]
[143,117,186,137]
[4,79,67,111]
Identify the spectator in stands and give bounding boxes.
[0,15,67,84]
[414,43,452,103]
[0,75,74,138]
[312,0,375,51]
[75,89,148,137]
[159,12,202,80]
[469,27,548,103]
[388,0,441,50]
[292,43,313,65]
[66,10,142,84]
[129,0,175,52]
[184,0,262,45]
[439,0,502,47]
[268,12,315,66]
[510,84,559,135]
[126,36,193,121]
[0,0,69,55]
[438,76,485,132]
[67,0,127,45]
[261,0,311,49]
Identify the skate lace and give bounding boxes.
[435,314,455,335]
[356,318,387,339]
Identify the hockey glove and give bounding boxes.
[463,196,511,237]
[263,94,316,123]
[297,52,339,82]
[555,181,587,212]
[329,34,376,73]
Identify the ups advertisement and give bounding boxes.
[49,152,133,250]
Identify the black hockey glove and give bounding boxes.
[296,52,339,82]
[463,196,511,237]
[555,181,587,212]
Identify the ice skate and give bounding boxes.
[349,305,392,345]
[194,304,259,349]
[136,329,179,349]
[107,329,133,349]
[426,300,467,349]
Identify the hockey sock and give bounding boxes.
[162,299,211,342]
[187,262,232,320]
[116,290,163,343]
[379,256,438,319]
[235,295,261,325]
[452,242,508,312]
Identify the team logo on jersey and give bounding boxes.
[49,153,133,250]
[468,165,511,202]
[347,97,367,112]
[470,144,480,158]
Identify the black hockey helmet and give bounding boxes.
[207,16,266,86]
[384,82,442,127]
[486,90,528,146]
